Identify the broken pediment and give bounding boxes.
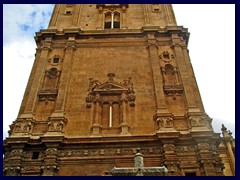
[93,82,129,93]
[86,73,136,107]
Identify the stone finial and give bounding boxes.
[221,124,227,132]
[134,148,144,168]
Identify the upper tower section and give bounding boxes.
[48,4,177,30]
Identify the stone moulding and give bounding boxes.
[35,26,189,44]
[163,85,184,96]
[38,89,58,101]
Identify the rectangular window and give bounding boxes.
[114,22,120,28]
[53,58,59,63]
[65,11,72,15]
[32,152,40,160]
[53,57,59,63]
[104,22,111,29]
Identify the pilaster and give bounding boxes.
[51,36,75,118]
[19,37,52,119]
[171,34,200,113]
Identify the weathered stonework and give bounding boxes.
[3,4,232,176]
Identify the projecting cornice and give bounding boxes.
[35,26,189,45]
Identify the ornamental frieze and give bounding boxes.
[175,146,196,153]
[60,147,163,158]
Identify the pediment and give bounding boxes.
[93,82,128,92]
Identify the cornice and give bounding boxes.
[35,26,190,46]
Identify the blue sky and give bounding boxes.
[3,4,235,139]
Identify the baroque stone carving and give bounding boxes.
[47,120,65,132]
[198,143,210,151]
[13,121,32,133]
[60,147,163,158]
[188,115,212,129]
[163,144,175,151]
[9,149,23,158]
[159,51,175,62]
[41,165,59,176]
[3,166,21,176]
[46,148,59,156]
[176,146,196,153]
[48,54,63,65]
[156,117,173,129]
[86,73,136,108]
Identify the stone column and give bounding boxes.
[92,94,101,135]
[121,5,128,29]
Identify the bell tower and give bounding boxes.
[4,4,224,176]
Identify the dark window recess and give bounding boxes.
[66,11,72,15]
[114,21,120,28]
[185,172,197,176]
[104,22,111,29]
[32,152,40,160]
[53,58,59,63]
[163,54,170,59]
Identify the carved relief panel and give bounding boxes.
[9,119,33,136]
[159,51,184,100]
[86,73,136,135]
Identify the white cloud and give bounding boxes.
[3,4,54,45]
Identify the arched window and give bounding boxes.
[104,12,120,29]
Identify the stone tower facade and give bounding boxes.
[4,4,224,176]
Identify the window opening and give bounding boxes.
[66,11,72,15]
[104,12,120,29]
[53,57,59,63]
[32,152,40,160]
